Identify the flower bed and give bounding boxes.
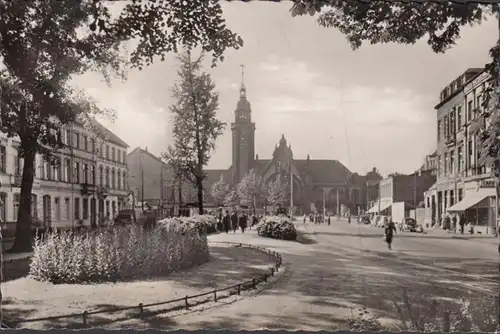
[29,219,209,284]
[256,216,297,241]
[159,214,218,235]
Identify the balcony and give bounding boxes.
[444,134,456,147]
[10,174,22,187]
[80,183,96,196]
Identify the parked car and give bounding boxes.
[113,209,137,226]
[400,218,424,233]
[359,215,371,225]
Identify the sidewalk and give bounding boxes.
[423,227,498,244]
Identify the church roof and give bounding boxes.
[252,158,352,184]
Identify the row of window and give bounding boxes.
[61,128,126,164]
[37,157,128,190]
[426,188,464,209]
[436,138,486,177]
[437,95,484,142]
[0,192,121,223]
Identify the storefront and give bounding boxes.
[446,179,496,234]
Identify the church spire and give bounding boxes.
[240,64,246,98]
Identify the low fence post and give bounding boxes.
[275,263,279,272]
[271,268,275,276]
[263,273,268,282]
[443,311,450,332]
[237,284,241,295]
[138,303,144,318]
[184,295,189,309]
[213,289,217,302]
[82,311,88,328]
[252,278,256,289]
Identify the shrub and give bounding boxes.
[29,220,209,284]
[345,289,500,333]
[256,216,297,241]
[159,214,218,236]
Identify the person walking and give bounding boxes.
[384,217,397,250]
[459,213,465,235]
[223,211,230,234]
[327,215,331,226]
[231,210,238,233]
[239,213,247,233]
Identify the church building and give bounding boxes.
[204,70,381,215]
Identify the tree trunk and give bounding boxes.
[9,149,36,253]
[196,178,204,215]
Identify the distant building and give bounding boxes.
[368,171,436,218]
[420,151,437,175]
[201,71,381,214]
[424,67,495,233]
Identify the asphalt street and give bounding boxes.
[146,220,500,331]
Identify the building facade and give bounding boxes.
[203,76,382,214]
[0,119,129,228]
[127,147,181,212]
[371,171,436,217]
[421,151,437,175]
[424,68,495,232]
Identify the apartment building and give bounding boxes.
[0,118,129,228]
[420,151,437,175]
[424,68,495,232]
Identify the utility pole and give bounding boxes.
[495,3,500,327]
[289,162,293,219]
[141,149,145,212]
[414,171,417,219]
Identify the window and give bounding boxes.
[449,111,455,135]
[66,129,72,147]
[31,194,38,220]
[64,198,70,220]
[83,198,89,220]
[457,106,462,129]
[117,171,121,190]
[105,167,110,187]
[106,145,109,159]
[112,147,115,161]
[0,192,6,222]
[477,95,482,111]
[91,165,96,185]
[13,193,20,221]
[43,159,50,180]
[54,197,61,220]
[75,133,80,149]
[444,153,448,175]
[111,168,116,188]
[91,139,96,154]
[444,115,449,138]
[73,162,80,183]
[449,150,455,174]
[467,139,473,170]
[437,120,442,142]
[458,188,463,201]
[100,143,104,157]
[122,151,126,164]
[83,163,89,184]
[0,145,6,173]
[99,166,104,185]
[74,197,80,220]
[64,158,71,182]
[458,146,463,172]
[14,148,21,176]
[83,135,88,151]
[467,100,473,120]
[123,171,127,190]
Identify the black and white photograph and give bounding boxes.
[1,0,500,331]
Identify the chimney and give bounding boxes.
[145,146,148,152]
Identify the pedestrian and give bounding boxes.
[384,218,397,250]
[303,214,307,224]
[327,215,331,226]
[459,214,465,235]
[231,210,238,233]
[348,213,351,224]
[239,213,247,233]
[451,214,457,233]
[223,211,230,233]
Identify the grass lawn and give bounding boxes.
[4,243,277,329]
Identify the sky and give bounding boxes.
[71,2,498,177]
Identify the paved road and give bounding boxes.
[147,221,500,331]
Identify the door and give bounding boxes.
[90,198,96,227]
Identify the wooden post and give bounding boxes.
[213,289,217,302]
[138,303,144,318]
[184,295,189,309]
[252,278,256,289]
[443,311,450,332]
[82,311,88,328]
[237,284,241,295]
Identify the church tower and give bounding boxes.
[231,65,256,184]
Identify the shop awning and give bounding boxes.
[447,188,496,213]
[367,201,391,214]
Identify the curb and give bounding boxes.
[7,241,285,329]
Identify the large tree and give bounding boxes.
[237,169,266,216]
[164,52,226,214]
[211,175,230,207]
[224,188,240,208]
[1,0,242,252]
